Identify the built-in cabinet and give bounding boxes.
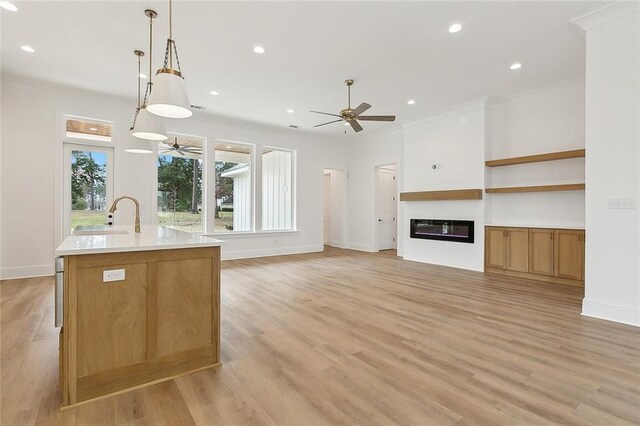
[485,226,584,286]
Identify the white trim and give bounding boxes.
[346,242,377,252]
[572,1,640,31]
[582,297,640,327]
[0,265,54,280]
[490,78,585,108]
[221,244,322,260]
[401,98,487,128]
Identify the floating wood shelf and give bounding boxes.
[485,149,585,167]
[400,189,483,201]
[485,184,585,194]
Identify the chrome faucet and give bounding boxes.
[108,196,141,233]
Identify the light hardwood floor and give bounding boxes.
[2,247,639,425]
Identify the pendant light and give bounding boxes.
[146,0,192,119]
[125,50,154,153]
[132,9,168,141]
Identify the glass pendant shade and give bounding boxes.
[147,70,193,118]
[125,129,154,153]
[132,107,168,141]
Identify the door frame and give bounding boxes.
[62,143,115,238]
[322,168,347,249]
[374,163,398,252]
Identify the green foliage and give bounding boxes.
[157,156,202,212]
[71,151,105,210]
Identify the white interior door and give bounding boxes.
[323,172,332,244]
[376,165,397,250]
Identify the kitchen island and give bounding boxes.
[55,226,224,408]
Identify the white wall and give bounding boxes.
[574,3,640,326]
[0,76,347,279]
[402,100,487,271]
[486,80,586,229]
[345,130,404,253]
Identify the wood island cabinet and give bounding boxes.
[61,247,221,407]
[485,226,584,286]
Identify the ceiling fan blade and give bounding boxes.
[314,119,343,128]
[357,115,396,122]
[310,110,342,118]
[352,102,372,117]
[350,120,363,133]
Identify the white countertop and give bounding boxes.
[55,225,224,256]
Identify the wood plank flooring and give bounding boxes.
[2,247,639,425]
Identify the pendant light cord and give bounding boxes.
[142,11,155,107]
[137,54,141,108]
[169,0,173,70]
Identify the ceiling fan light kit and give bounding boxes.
[147,0,193,119]
[311,79,396,133]
[132,10,168,142]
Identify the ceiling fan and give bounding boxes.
[160,137,202,157]
[311,79,396,133]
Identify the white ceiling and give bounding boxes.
[1,1,606,135]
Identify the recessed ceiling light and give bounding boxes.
[0,1,17,11]
[448,23,462,33]
[20,45,35,53]
[286,108,294,114]
[89,127,98,131]
[210,90,219,95]
[510,62,522,70]
[407,99,416,105]
[138,73,148,79]
[253,45,265,54]
[344,122,350,126]
[225,145,232,149]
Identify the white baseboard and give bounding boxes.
[222,244,324,261]
[345,242,377,252]
[582,298,640,327]
[0,264,54,280]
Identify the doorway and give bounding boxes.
[323,169,346,248]
[375,164,397,251]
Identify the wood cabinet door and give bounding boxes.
[485,227,507,269]
[529,229,554,276]
[554,230,584,280]
[506,228,529,273]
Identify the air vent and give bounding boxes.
[190,105,205,110]
[289,125,299,129]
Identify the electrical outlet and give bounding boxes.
[103,269,125,282]
[608,198,636,209]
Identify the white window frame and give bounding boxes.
[156,132,207,234]
[260,146,297,232]
[207,139,257,235]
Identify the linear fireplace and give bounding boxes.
[410,219,475,243]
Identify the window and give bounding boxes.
[262,148,294,230]
[215,143,253,232]
[63,145,113,235]
[65,118,112,142]
[157,136,203,233]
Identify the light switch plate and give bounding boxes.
[608,198,636,209]
[103,269,125,282]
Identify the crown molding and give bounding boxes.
[571,1,640,31]
[490,78,585,109]
[400,98,488,129]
